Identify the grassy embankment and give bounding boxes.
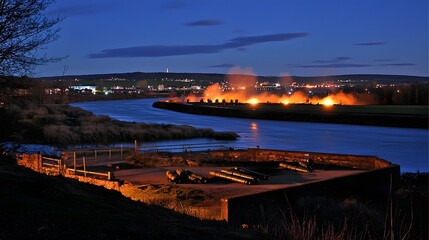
[0,100,238,145]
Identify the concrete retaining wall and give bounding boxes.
[223,164,400,225]
[161,148,391,170]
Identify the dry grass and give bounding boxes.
[252,187,427,240]
[1,100,238,145]
[119,183,219,219]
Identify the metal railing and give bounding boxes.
[139,142,230,153]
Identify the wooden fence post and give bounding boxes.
[58,159,61,175]
[108,171,115,181]
[83,157,87,178]
[38,153,42,172]
[121,145,123,160]
[73,152,76,174]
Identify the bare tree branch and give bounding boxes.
[0,0,62,76]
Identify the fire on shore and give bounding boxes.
[153,100,428,129]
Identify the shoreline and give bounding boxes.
[153,101,429,129]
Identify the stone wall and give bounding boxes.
[154,148,391,170]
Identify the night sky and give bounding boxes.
[37,0,428,77]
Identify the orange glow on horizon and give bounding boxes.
[177,66,376,106]
[321,98,334,106]
[183,85,375,106]
[248,98,259,105]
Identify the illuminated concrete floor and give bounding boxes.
[115,166,364,199]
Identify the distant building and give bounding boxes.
[69,85,96,93]
[44,88,62,95]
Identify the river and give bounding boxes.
[71,98,428,173]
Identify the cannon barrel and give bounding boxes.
[209,170,254,185]
[233,167,271,180]
[170,169,208,183]
[220,169,259,182]
[279,162,309,173]
[166,170,181,183]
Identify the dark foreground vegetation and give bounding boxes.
[0,152,251,240]
[0,99,238,145]
[257,173,428,240]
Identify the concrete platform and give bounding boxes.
[96,148,399,223]
[115,166,365,199]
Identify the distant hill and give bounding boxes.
[41,72,428,85]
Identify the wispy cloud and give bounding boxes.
[295,60,416,68]
[379,63,415,66]
[90,45,221,58]
[224,33,309,48]
[353,42,385,46]
[372,59,393,62]
[89,32,309,58]
[295,63,372,68]
[313,56,351,63]
[208,64,235,68]
[186,19,223,27]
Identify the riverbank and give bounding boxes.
[0,99,238,145]
[153,101,429,129]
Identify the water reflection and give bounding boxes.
[71,98,429,173]
[250,122,258,133]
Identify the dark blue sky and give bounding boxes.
[38,0,428,77]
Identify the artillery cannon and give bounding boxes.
[279,162,310,173]
[233,167,271,180]
[209,170,255,185]
[220,169,259,183]
[297,158,314,173]
[168,169,208,184]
